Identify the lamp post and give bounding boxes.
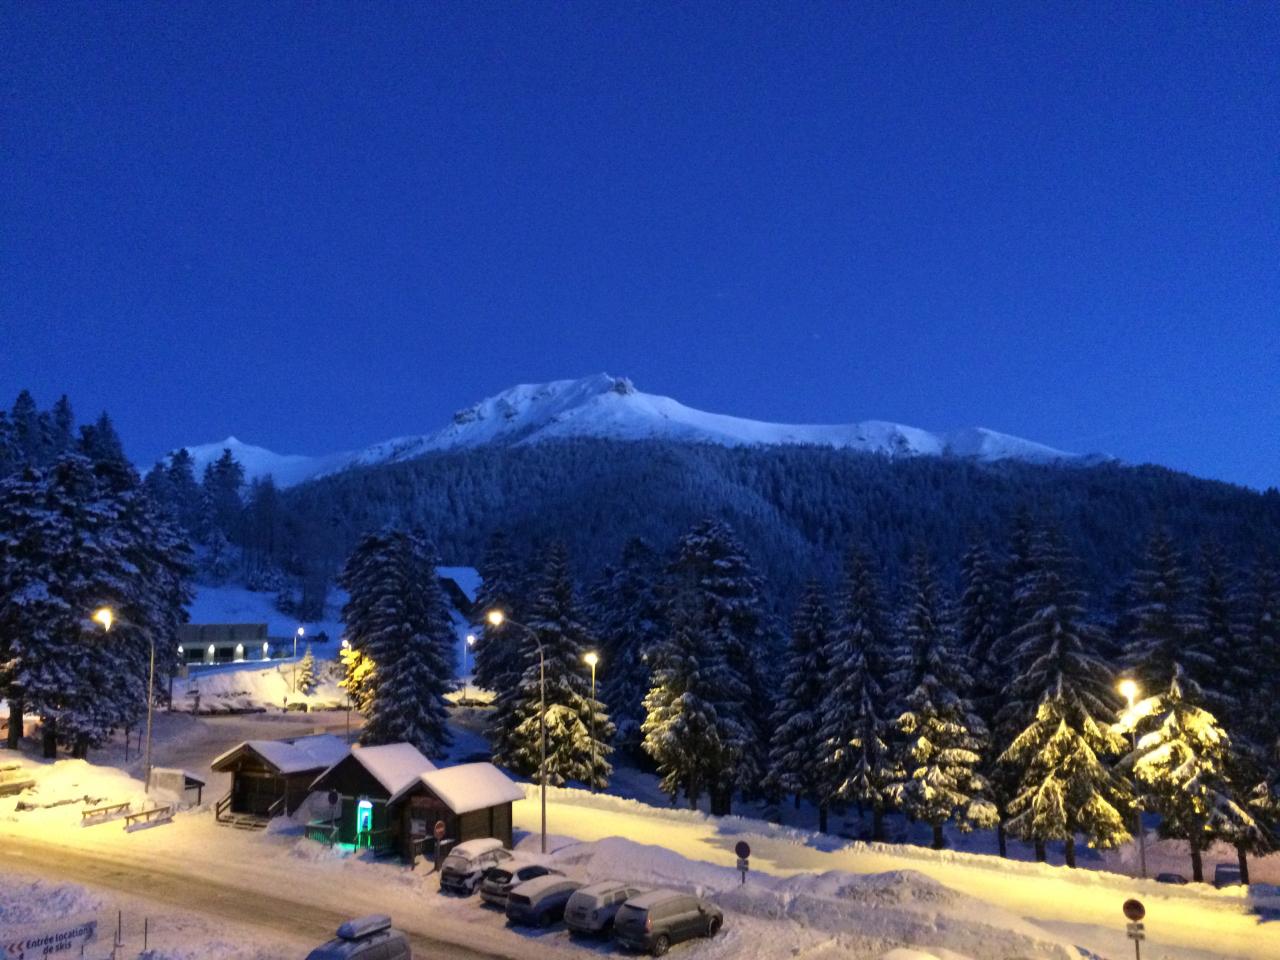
[95,607,156,793]
[1118,678,1148,880]
[487,609,547,854]
[293,626,305,693]
[463,634,476,703]
[341,638,352,743]
[583,651,599,793]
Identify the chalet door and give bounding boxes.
[234,771,278,816]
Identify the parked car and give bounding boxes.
[565,880,648,936]
[480,861,560,908]
[439,837,513,895]
[305,915,410,960]
[1214,863,1244,888]
[613,889,723,957]
[504,875,583,928]
[1155,872,1188,885]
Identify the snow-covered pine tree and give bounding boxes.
[296,643,318,695]
[200,448,245,545]
[958,537,1013,855]
[165,448,204,537]
[891,550,998,849]
[642,596,727,808]
[471,530,523,697]
[667,519,771,816]
[767,581,832,828]
[494,544,613,788]
[76,412,127,465]
[819,550,897,840]
[0,410,17,477]
[587,537,666,757]
[1193,541,1247,725]
[1118,668,1263,883]
[338,528,454,756]
[1123,528,1199,693]
[9,390,47,465]
[1239,554,1280,756]
[997,530,1132,866]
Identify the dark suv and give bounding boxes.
[613,889,722,956]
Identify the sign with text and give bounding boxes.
[3,916,97,959]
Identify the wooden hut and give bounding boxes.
[307,743,437,855]
[210,734,348,827]
[400,762,526,859]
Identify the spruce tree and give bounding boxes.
[767,581,831,827]
[997,531,1132,866]
[494,544,613,787]
[296,644,318,695]
[0,411,16,477]
[1124,529,1199,693]
[891,551,997,848]
[1239,554,1280,755]
[471,530,522,696]
[667,519,771,815]
[76,412,127,465]
[819,550,896,840]
[165,449,204,536]
[201,448,245,544]
[1119,668,1263,883]
[1193,542,1246,724]
[338,528,454,756]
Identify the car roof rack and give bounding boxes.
[337,915,392,941]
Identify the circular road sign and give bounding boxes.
[734,841,751,860]
[327,790,339,807]
[1123,899,1145,922]
[434,820,447,841]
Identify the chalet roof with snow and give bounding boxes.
[210,733,349,775]
[417,762,525,814]
[310,742,438,802]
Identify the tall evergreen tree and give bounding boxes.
[10,390,45,464]
[76,412,127,464]
[666,519,771,815]
[1193,541,1247,724]
[338,528,454,756]
[767,581,832,827]
[890,551,997,848]
[0,411,16,476]
[201,448,245,544]
[50,395,75,456]
[819,550,896,840]
[1240,554,1280,757]
[494,544,613,787]
[295,643,318,695]
[471,530,523,696]
[1119,669,1263,883]
[165,448,204,536]
[997,531,1132,866]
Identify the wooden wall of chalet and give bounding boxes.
[400,784,514,862]
[215,750,317,816]
[310,754,400,849]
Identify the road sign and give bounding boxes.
[434,820,447,841]
[1123,899,1145,922]
[1126,922,1145,940]
[734,840,751,859]
[3,916,97,959]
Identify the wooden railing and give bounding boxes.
[305,819,339,846]
[214,792,232,822]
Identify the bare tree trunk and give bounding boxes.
[5,696,22,749]
[872,807,885,842]
[1191,844,1204,883]
[997,821,1008,858]
[687,774,699,810]
[1064,836,1076,868]
[1034,839,1047,862]
[41,716,57,759]
[818,803,829,833]
[931,823,945,849]
[1237,844,1250,885]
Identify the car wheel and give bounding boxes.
[707,917,721,937]
[651,934,670,957]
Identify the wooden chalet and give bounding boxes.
[401,762,525,857]
[306,743,437,856]
[210,733,348,828]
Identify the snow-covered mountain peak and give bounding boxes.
[167,375,1106,487]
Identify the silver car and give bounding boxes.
[504,874,582,927]
[305,915,410,960]
[479,862,560,908]
[565,880,648,935]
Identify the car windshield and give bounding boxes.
[616,905,644,924]
[442,855,471,872]
[487,869,512,883]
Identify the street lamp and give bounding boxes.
[583,651,599,793]
[341,638,352,742]
[1118,677,1147,880]
[293,626,305,692]
[487,609,548,853]
[463,634,476,703]
[94,607,156,793]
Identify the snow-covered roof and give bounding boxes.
[211,734,348,775]
[418,762,525,814]
[345,743,438,801]
[436,566,481,603]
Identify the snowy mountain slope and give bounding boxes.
[170,375,1104,486]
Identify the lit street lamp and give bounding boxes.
[487,609,548,853]
[341,637,352,742]
[463,633,476,703]
[583,651,599,793]
[1118,678,1148,880]
[293,626,305,692]
[94,607,156,793]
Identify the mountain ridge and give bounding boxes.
[174,374,1110,487]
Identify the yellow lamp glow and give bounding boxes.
[92,607,114,631]
[486,610,505,626]
[466,633,476,647]
[583,651,599,668]
[1118,678,1139,705]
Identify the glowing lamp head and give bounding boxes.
[466,634,476,647]
[486,610,505,627]
[583,651,599,668]
[1118,678,1139,705]
[296,626,305,637]
[92,607,114,631]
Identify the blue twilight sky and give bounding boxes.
[2,3,1277,488]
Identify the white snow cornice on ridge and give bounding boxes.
[165,375,1108,487]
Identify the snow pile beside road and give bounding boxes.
[0,876,102,925]
[173,660,345,712]
[546,836,1072,960]
[0,758,147,826]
